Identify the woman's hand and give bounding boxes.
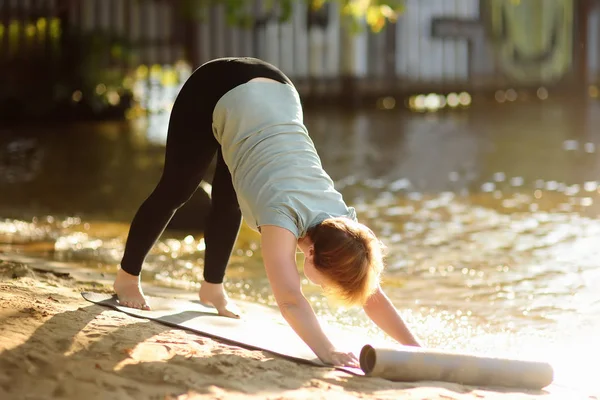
[319,349,360,368]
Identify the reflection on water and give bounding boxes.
[1,100,600,393]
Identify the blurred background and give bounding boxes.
[1,0,599,394]
[1,0,599,119]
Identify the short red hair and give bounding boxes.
[306,217,385,306]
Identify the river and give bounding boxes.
[1,99,599,394]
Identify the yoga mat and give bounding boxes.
[81,292,363,376]
[82,292,554,389]
[359,345,554,389]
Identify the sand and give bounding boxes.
[0,257,596,400]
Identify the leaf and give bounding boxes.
[175,0,406,32]
[311,0,327,11]
[264,0,275,12]
[279,0,294,22]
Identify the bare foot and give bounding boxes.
[199,281,240,319]
[113,268,150,310]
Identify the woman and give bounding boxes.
[114,57,421,367]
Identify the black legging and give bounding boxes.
[120,57,293,283]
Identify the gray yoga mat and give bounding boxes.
[81,292,364,376]
[82,292,554,389]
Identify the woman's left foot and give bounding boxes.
[199,281,240,319]
[113,268,151,310]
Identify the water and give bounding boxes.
[1,99,599,395]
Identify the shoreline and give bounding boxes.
[0,253,596,400]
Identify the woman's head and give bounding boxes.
[299,217,385,307]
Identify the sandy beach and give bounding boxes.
[0,256,596,400]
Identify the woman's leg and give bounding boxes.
[198,149,243,318]
[115,83,218,309]
[203,149,242,284]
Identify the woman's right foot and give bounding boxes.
[199,281,240,319]
[113,268,150,310]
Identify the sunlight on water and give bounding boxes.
[3,101,600,395]
[2,185,599,393]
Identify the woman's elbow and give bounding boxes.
[275,290,305,312]
[363,286,385,310]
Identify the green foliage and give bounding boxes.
[179,0,405,32]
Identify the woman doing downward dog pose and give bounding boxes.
[113,57,421,367]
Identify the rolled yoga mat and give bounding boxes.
[359,345,554,389]
[82,292,554,389]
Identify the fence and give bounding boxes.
[191,0,599,97]
[0,0,599,120]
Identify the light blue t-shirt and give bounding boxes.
[212,81,356,238]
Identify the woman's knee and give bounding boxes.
[213,202,241,219]
[149,180,197,211]
[208,200,241,223]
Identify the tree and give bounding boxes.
[181,0,406,32]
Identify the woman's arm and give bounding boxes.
[260,225,358,366]
[363,286,422,347]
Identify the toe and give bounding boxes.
[218,307,240,319]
